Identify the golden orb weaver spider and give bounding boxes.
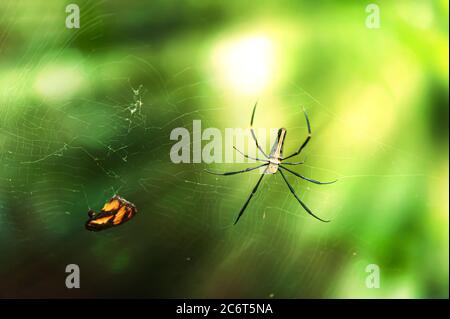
[207,103,337,224]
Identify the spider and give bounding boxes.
[207,103,337,224]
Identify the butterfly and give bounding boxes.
[85,195,138,231]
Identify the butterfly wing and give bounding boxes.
[101,197,121,212]
[85,213,116,231]
[85,196,137,231]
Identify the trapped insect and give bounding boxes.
[207,103,337,224]
[85,195,137,231]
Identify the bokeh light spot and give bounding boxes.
[212,35,276,95]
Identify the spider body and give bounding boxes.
[265,128,286,174]
[207,103,336,224]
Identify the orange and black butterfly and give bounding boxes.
[85,195,137,231]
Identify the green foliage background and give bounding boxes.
[0,0,448,298]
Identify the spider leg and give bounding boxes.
[278,169,330,222]
[206,163,268,176]
[282,108,311,160]
[233,146,269,163]
[234,173,265,224]
[281,160,305,165]
[282,156,307,166]
[280,165,337,185]
[250,102,270,159]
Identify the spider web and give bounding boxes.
[0,0,447,299]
